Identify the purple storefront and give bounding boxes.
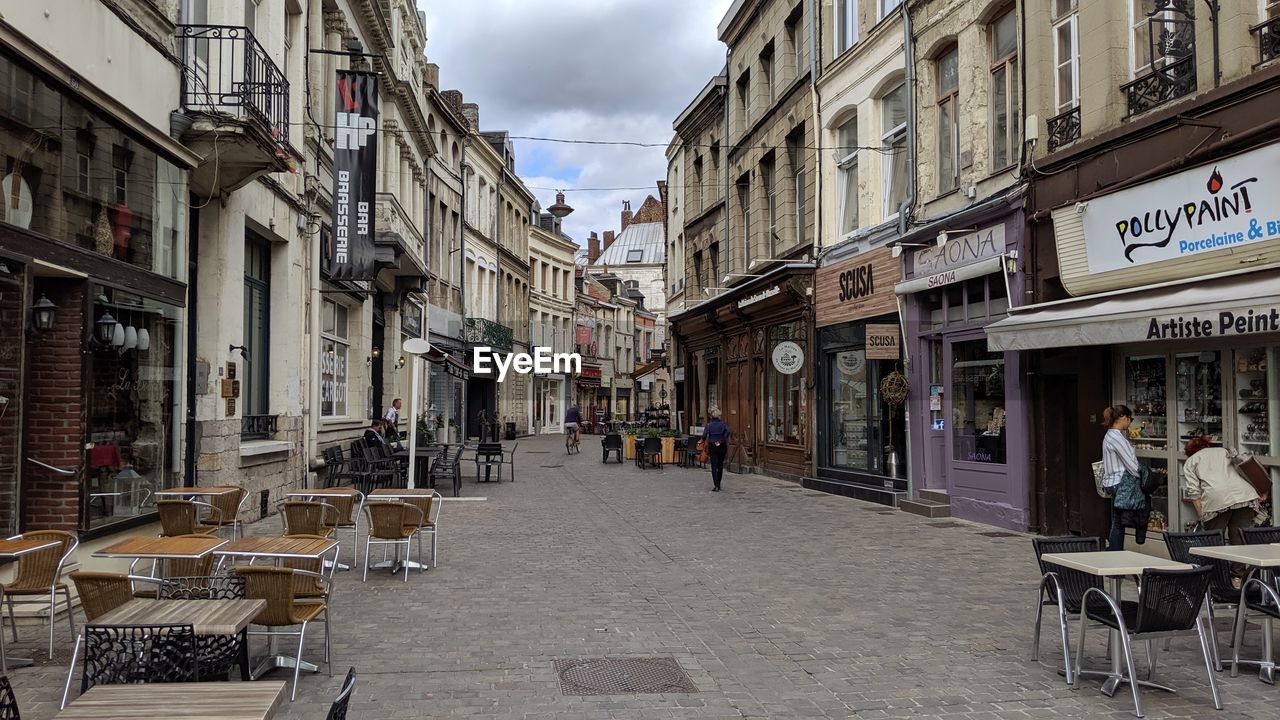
[897,204,1030,530]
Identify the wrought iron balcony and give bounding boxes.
[241,414,278,440]
[1046,106,1081,153]
[178,25,289,143]
[1253,16,1280,66]
[1120,55,1196,117]
[464,317,513,352]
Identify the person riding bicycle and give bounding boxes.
[564,405,582,444]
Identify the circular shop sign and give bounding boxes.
[771,341,804,375]
[837,352,863,376]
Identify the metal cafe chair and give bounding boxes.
[1163,530,1253,670]
[326,666,357,720]
[81,623,199,693]
[1230,565,1280,682]
[235,566,331,702]
[362,501,425,582]
[1076,565,1220,718]
[62,572,164,709]
[0,530,78,664]
[1031,536,1103,684]
[601,433,623,463]
[157,499,222,537]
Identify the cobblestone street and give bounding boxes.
[10,433,1279,718]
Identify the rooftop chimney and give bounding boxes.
[423,63,440,90]
[460,102,480,130]
[620,200,633,231]
[603,230,616,251]
[587,231,601,264]
[441,90,465,121]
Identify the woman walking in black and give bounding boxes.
[702,407,730,491]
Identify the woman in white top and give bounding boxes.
[1183,436,1266,554]
[1101,405,1143,550]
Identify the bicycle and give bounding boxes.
[565,425,580,454]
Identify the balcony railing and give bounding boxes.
[1120,55,1196,117]
[464,317,513,351]
[178,25,289,143]
[1253,17,1280,66]
[241,414,278,440]
[1046,106,1081,153]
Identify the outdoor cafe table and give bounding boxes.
[93,535,227,574]
[92,597,266,681]
[0,537,60,671]
[212,535,339,565]
[56,680,287,720]
[1039,550,1192,697]
[1190,543,1280,683]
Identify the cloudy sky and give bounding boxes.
[418,0,733,245]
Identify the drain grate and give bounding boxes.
[554,656,697,695]
[978,530,1021,538]
[926,521,965,528]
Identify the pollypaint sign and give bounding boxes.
[330,70,379,281]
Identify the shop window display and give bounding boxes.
[1235,347,1277,457]
[766,323,805,445]
[951,340,1006,464]
[831,350,869,468]
[85,286,181,528]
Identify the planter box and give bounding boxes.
[622,435,636,460]
[660,436,676,464]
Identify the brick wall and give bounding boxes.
[23,280,85,531]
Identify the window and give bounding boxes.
[243,235,270,419]
[837,0,859,53]
[788,131,806,246]
[76,152,90,194]
[1268,0,1280,19]
[951,340,1006,464]
[881,83,908,217]
[880,0,902,20]
[320,299,350,417]
[1053,1,1080,112]
[990,8,1019,170]
[625,249,644,263]
[785,11,802,80]
[692,155,704,214]
[761,156,777,253]
[836,116,859,236]
[766,322,806,445]
[738,72,751,127]
[936,47,960,193]
[760,43,775,105]
[693,250,704,290]
[709,243,720,286]
[1130,0,1155,76]
[736,180,750,268]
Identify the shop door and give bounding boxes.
[0,258,26,535]
[924,339,947,490]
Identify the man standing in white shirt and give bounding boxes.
[383,398,402,439]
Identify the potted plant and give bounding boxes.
[416,414,435,446]
[659,428,678,464]
[447,419,459,444]
[622,426,638,460]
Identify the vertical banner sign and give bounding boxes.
[330,70,379,280]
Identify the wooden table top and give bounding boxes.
[1041,550,1192,576]
[1190,544,1280,567]
[94,535,227,559]
[370,488,438,498]
[56,680,286,719]
[154,486,240,497]
[214,535,338,560]
[286,487,358,498]
[91,598,266,636]
[0,538,60,558]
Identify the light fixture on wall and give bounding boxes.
[397,356,407,369]
[30,294,57,332]
[93,310,117,346]
[936,228,977,248]
[889,241,933,258]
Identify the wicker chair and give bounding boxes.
[236,566,331,702]
[157,500,221,537]
[362,502,423,582]
[63,573,163,708]
[201,486,248,539]
[1031,536,1103,685]
[278,501,337,538]
[0,673,18,720]
[601,434,623,463]
[320,489,365,571]
[0,530,78,665]
[274,535,332,601]
[401,491,442,569]
[81,623,199,693]
[1078,566,1220,717]
[326,667,357,720]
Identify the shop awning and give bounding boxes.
[894,257,1004,295]
[986,270,1280,351]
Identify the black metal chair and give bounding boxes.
[0,674,19,720]
[1163,530,1245,669]
[429,446,463,497]
[1239,526,1280,545]
[601,434,623,463]
[474,443,504,483]
[158,575,246,600]
[688,435,705,468]
[1078,566,1220,718]
[1031,536,1103,684]
[501,442,518,482]
[1230,567,1280,681]
[82,623,199,693]
[158,576,248,681]
[327,666,357,720]
[637,436,663,469]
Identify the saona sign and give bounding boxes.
[1083,143,1280,273]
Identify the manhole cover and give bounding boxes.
[978,530,1021,538]
[926,521,965,528]
[554,656,697,695]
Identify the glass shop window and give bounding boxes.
[951,339,1006,464]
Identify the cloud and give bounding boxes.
[417,0,732,241]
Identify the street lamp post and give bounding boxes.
[402,337,434,489]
